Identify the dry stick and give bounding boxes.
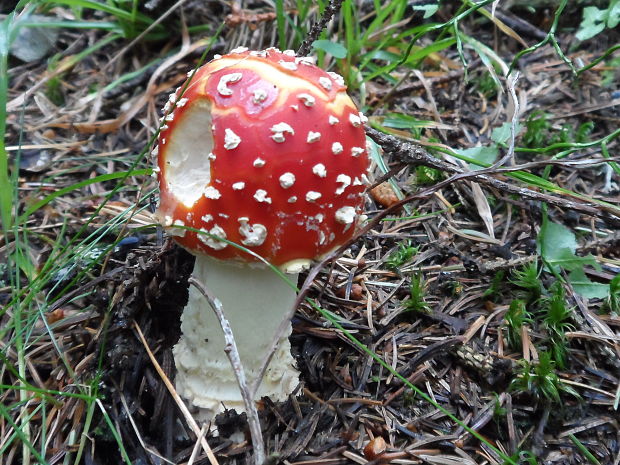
[133,322,220,465]
[188,277,265,465]
[297,0,344,56]
[365,127,620,225]
[187,423,210,465]
[491,71,519,169]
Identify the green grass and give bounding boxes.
[510,352,580,403]
[504,299,532,350]
[0,4,223,462]
[404,272,430,314]
[510,262,544,302]
[385,241,418,270]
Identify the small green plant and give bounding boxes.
[522,111,552,148]
[414,165,443,186]
[386,241,418,270]
[404,273,429,313]
[483,270,505,301]
[502,451,539,465]
[510,262,544,302]
[542,283,574,333]
[45,54,64,106]
[574,121,595,144]
[504,299,532,350]
[576,1,620,41]
[603,274,620,313]
[601,55,620,87]
[510,351,580,403]
[541,282,574,368]
[492,393,507,419]
[474,70,499,98]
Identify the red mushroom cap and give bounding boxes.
[155,47,369,269]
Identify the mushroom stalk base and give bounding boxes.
[173,255,300,422]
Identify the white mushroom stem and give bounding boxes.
[173,255,300,422]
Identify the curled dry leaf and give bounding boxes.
[363,436,387,460]
[370,182,400,208]
[335,283,364,300]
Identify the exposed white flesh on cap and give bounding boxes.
[163,102,213,208]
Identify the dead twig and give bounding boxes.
[297,0,344,56]
[365,127,620,225]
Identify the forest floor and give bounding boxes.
[1,1,619,464]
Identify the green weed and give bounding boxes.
[44,54,64,106]
[603,274,620,313]
[483,270,505,301]
[404,273,430,314]
[522,111,552,148]
[492,393,507,419]
[386,241,418,270]
[474,70,499,98]
[504,299,532,350]
[414,165,443,186]
[541,282,574,368]
[502,451,539,465]
[510,351,580,403]
[576,1,620,41]
[510,262,544,302]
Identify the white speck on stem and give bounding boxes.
[232,182,246,190]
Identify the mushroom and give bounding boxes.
[155,47,369,421]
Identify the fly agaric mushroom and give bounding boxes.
[155,47,369,421]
